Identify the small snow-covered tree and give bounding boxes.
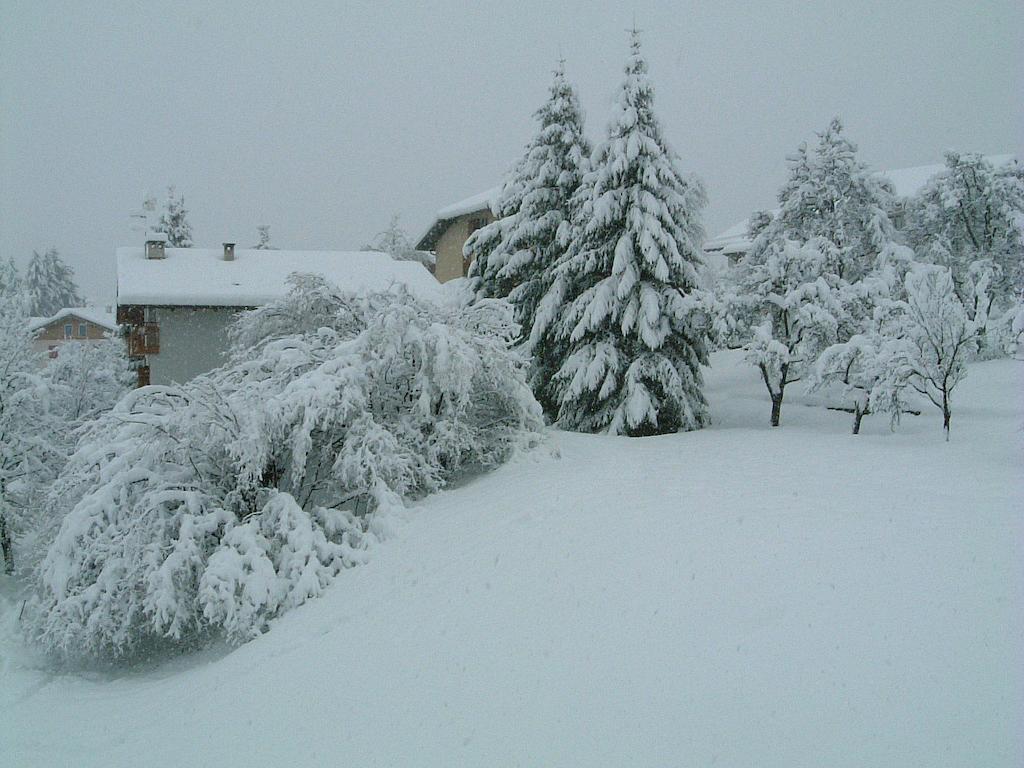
[893,264,982,438]
[23,248,83,317]
[364,214,433,269]
[539,31,709,436]
[810,329,913,434]
[0,305,58,574]
[736,238,851,426]
[904,153,1023,316]
[734,118,902,426]
[157,186,194,247]
[252,225,275,250]
[30,278,542,657]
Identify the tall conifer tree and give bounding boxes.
[544,31,710,436]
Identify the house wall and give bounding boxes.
[147,306,241,385]
[433,210,495,283]
[33,315,120,361]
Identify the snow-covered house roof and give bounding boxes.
[28,306,118,332]
[415,187,500,251]
[116,247,441,308]
[704,154,1018,259]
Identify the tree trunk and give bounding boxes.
[852,404,865,435]
[0,516,12,576]
[770,394,783,427]
[943,392,951,441]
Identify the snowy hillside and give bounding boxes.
[2,351,1021,768]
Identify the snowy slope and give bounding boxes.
[2,352,1022,768]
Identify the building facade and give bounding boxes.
[416,188,497,282]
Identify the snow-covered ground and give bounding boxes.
[2,351,1021,767]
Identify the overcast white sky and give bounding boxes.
[2,0,1021,302]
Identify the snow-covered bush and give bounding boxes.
[30,279,543,658]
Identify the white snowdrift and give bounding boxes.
[1,351,1021,768]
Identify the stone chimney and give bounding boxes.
[223,242,236,261]
[145,232,168,259]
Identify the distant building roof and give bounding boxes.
[704,154,1018,258]
[29,306,118,332]
[416,187,500,251]
[116,247,441,307]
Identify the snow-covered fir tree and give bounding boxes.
[23,248,84,317]
[252,224,275,250]
[904,152,1024,317]
[536,31,709,436]
[157,186,194,247]
[0,256,21,303]
[30,278,543,658]
[468,61,590,328]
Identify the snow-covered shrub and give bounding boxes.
[30,279,543,657]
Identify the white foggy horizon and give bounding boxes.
[2,0,1021,303]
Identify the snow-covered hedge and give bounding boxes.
[30,279,543,658]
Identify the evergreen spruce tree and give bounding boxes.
[544,31,710,436]
[24,248,83,317]
[465,60,591,413]
[0,257,20,302]
[158,186,194,247]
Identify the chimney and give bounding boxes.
[223,242,235,261]
[145,232,168,259]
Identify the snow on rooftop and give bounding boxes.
[145,231,169,243]
[879,154,1015,198]
[117,248,441,307]
[435,187,500,220]
[28,306,118,332]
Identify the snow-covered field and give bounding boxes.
[2,350,1021,767]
